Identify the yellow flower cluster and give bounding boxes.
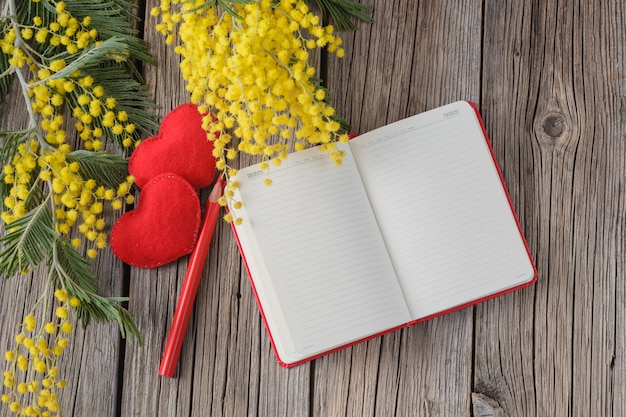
[2,139,135,258]
[32,66,137,151]
[152,0,350,222]
[2,289,79,416]
[4,1,98,56]
[0,1,139,151]
[0,2,138,256]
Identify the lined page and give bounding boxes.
[232,145,411,362]
[349,101,535,319]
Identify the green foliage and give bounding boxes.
[66,150,132,190]
[0,129,33,166]
[0,201,55,278]
[43,37,131,81]
[61,0,155,80]
[216,0,256,18]
[48,238,141,342]
[309,0,373,31]
[0,46,9,102]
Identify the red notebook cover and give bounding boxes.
[230,101,537,368]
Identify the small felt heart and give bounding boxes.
[129,103,216,189]
[110,173,201,268]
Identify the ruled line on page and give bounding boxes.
[349,102,533,319]
[235,145,412,354]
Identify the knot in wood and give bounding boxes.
[542,115,566,138]
[472,392,508,417]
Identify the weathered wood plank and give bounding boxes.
[475,1,626,417]
[472,2,540,416]
[317,1,482,416]
[566,1,625,414]
[59,250,127,417]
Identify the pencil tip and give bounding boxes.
[208,180,223,203]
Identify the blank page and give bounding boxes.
[349,101,536,319]
[232,145,411,363]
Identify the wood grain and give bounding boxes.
[475,1,626,417]
[0,0,625,416]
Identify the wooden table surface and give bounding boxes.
[1,1,625,416]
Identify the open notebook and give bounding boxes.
[230,101,537,367]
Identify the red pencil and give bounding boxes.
[159,179,223,377]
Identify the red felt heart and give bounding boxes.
[129,103,216,189]
[110,173,201,268]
